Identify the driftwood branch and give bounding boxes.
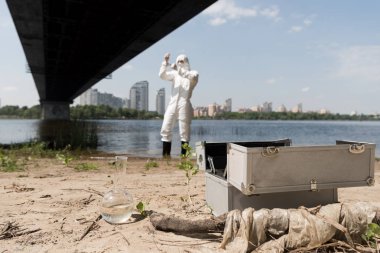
[0,221,41,240]
[150,207,380,235]
[150,204,380,253]
[78,214,102,241]
[150,212,226,234]
[62,188,104,197]
[288,240,360,253]
[300,206,355,247]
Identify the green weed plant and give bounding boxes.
[0,153,21,172]
[74,163,98,171]
[362,223,380,248]
[178,143,199,204]
[136,201,149,217]
[145,159,159,170]
[19,141,53,158]
[56,145,74,166]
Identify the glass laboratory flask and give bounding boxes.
[101,156,134,224]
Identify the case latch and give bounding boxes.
[310,179,318,191]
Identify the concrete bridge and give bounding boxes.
[6,0,217,119]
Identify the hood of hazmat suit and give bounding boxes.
[175,54,190,71]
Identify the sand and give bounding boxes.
[0,154,379,253]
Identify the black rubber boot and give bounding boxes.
[162,141,171,158]
[181,141,189,156]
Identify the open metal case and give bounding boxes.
[196,139,375,216]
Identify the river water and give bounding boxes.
[1,119,380,157]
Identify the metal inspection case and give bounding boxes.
[197,139,375,216]
[205,172,337,216]
[227,140,376,195]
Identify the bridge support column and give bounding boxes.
[41,101,70,120]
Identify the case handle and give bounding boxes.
[261,146,279,157]
[348,144,365,154]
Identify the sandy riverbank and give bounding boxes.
[0,154,379,252]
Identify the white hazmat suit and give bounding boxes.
[159,53,199,156]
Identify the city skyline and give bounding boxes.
[0,80,361,115]
[79,81,150,111]
[78,85,337,116]
[1,1,380,114]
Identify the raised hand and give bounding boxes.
[164,53,170,64]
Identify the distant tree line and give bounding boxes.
[0,105,41,118]
[196,111,380,121]
[70,105,161,119]
[0,104,161,120]
[1,104,379,121]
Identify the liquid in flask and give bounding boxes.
[101,188,134,224]
[101,156,133,224]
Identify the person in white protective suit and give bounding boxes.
[159,53,199,157]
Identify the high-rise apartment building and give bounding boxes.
[80,89,98,105]
[223,98,232,112]
[277,104,287,112]
[79,88,123,108]
[208,103,218,117]
[98,92,123,108]
[292,103,303,113]
[130,81,149,111]
[193,107,208,117]
[251,105,261,112]
[262,102,273,112]
[156,88,165,115]
[123,98,130,109]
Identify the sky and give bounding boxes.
[1,0,380,114]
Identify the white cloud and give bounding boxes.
[266,78,276,84]
[302,87,310,92]
[303,19,312,26]
[289,26,303,33]
[260,6,281,22]
[289,14,316,33]
[209,17,227,26]
[203,0,280,26]
[336,46,380,82]
[121,64,133,71]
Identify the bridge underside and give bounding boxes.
[6,0,216,119]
